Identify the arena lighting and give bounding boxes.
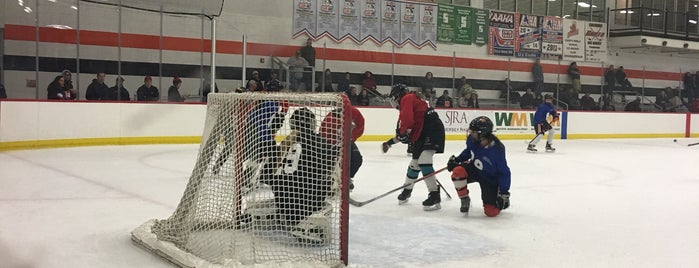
[577,2,597,8]
[690,19,698,24]
[620,10,635,14]
[46,24,73,29]
[647,13,661,16]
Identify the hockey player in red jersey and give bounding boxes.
[388,84,446,211]
[319,104,365,191]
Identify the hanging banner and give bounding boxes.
[436,4,456,43]
[400,2,418,44]
[339,0,361,41]
[419,4,437,47]
[317,0,340,38]
[381,0,401,44]
[488,11,517,56]
[515,13,541,58]
[584,21,607,63]
[473,8,489,46]
[360,0,381,43]
[293,0,317,36]
[562,19,585,61]
[541,16,563,58]
[454,6,473,45]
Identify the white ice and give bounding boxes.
[1,139,698,268]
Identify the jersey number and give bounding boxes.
[280,143,303,174]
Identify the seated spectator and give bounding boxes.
[319,68,334,92]
[580,92,597,110]
[520,88,536,109]
[667,88,687,112]
[624,96,642,112]
[421,72,436,101]
[500,78,513,99]
[246,79,259,92]
[337,72,351,93]
[86,72,108,100]
[47,75,76,100]
[458,91,479,108]
[168,77,186,102]
[454,75,470,98]
[62,70,76,96]
[105,76,130,101]
[265,72,283,91]
[599,92,615,111]
[201,78,218,102]
[361,71,380,96]
[0,82,6,99]
[347,86,361,106]
[136,76,159,101]
[655,89,669,111]
[247,70,265,91]
[358,89,371,106]
[435,90,453,108]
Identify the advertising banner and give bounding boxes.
[562,19,585,61]
[584,21,607,63]
[488,11,517,56]
[515,13,541,58]
[541,16,563,58]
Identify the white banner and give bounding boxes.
[317,0,340,38]
[399,2,418,44]
[418,4,437,47]
[339,0,361,41]
[584,21,607,63]
[360,0,381,42]
[380,0,401,43]
[293,0,317,36]
[562,19,584,61]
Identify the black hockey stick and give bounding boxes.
[348,167,448,207]
[673,139,699,147]
[435,179,452,199]
[691,142,699,147]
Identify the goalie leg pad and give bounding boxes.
[290,207,332,244]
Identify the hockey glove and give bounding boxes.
[397,129,411,144]
[447,155,459,172]
[496,192,510,210]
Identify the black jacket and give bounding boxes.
[86,79,109,100]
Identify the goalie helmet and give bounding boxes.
[469,116,494,138]
[290,107,316,133]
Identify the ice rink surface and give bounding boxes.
[1,138,698,268]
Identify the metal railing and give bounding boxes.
[609,7,699,40]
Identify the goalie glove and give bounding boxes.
[496,192,510,210]
[397,129,411,144]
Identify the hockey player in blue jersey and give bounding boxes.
[527,94,559,152]
[446,116,511,217]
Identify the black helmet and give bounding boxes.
[389,84,409,101]
[469,116,494,138]
[544,94,553,100]
[290,107,316,133]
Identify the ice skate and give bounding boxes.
[527,144,537,152]
[460,196,471,214]
[422,191,441,211]
[397,188,412,204]
[546,143,556,152]
[381,142,391,154]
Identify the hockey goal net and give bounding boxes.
[132,92,351,267]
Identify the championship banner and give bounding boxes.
[584,21,607,63]
[562,19,584,61]
[488,11,517,56]
[473,8,489,46]
[436,3,456,43]
[418,4,437,47]
[339,0,361,41]
[515,13,541,58]
[541,16,563,58]
[454,6,473,45]
[399,2,419,44]
[317,0,340,38]
[380,0,401,44]
[293,0,317,36]
[360,0,381,43]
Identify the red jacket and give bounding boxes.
[319,105,365,143]
[398,92,427,143]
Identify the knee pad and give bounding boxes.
[451,166,468,180]
[484,204,501,217]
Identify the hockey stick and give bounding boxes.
[673,139,699,147]
[435,179,452,199]
[348,167,448,207]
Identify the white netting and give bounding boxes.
[132,92,350,267]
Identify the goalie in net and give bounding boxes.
[132,93,351,267]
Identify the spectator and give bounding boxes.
[168,77,186,102]
[105,76,130,101]
[683,72,695,105]
[580,92,597,110]
[358,89,371,106]
[655,89,669,111]
[361,71,380,96]
[520,88,536,109]
[47,75,75,100]
[265,72,283,91]
[86,72,108,100]
[136,76,159,101]
[420,72,436,101]
[247,70,265,91]
[62,70,76,96]
[337,72,351,93]
[624,96,642,112]
[568,62,581,95]
[319,68,334,92]
[0,82,6,99]
[454,76,470,97]
[604,65,616,92]
[435,90,453,108]
[347,86,361,106]
[300,37,316,67]
[246,79,259,92]
[599,92,615,111]
[200,78,217,102]
[532,58,544,96]
[287,50,309,91]
[458,91,479,108]
[667,87,687,112]
[615,66,632,91]
[501,78,521,104]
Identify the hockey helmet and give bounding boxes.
[544,94,553,101]
[389,84,409,101]
[290,107,316,132]
[469,116,494,138]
